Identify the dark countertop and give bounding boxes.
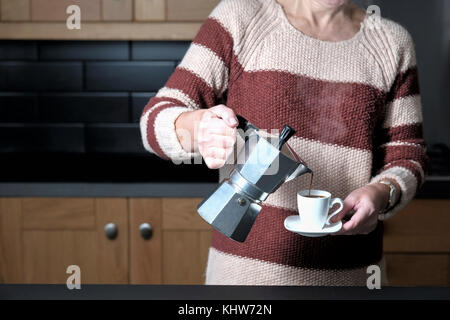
[0,182,218,197]
[1,284,450,300]
[0,177,449,198]
[0,152,449,198]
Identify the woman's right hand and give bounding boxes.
[175,105,238,169]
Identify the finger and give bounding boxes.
[203,156,225,169]
[209,105,238,127]
[343,207,371,233]
[201,147,227,161]
[200,134,236,149]
[200,118,237,136]
[329,196,356,223]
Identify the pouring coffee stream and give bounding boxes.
[197,115,312,242]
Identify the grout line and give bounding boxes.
[165,0,168,21]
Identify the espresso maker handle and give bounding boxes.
[236,114,258,132]
[277,125,296,150]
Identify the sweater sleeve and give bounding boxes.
[140,1,235,162]
[370,26,427,220]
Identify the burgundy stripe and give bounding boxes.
[165,68,217,108]
[143,96,187,115]
[380,160,423,186]
[386,67,420,103]
[227,70,386,150]
[372,143,427,177]
[380,145,427,168]
[374,123,424,146]
[145,103,179,160]
[211,205,383,269]
[193,18,234,66]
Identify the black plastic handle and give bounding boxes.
[236,114,258,132]
[277,125,296,150]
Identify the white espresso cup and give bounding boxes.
[297,190,344,230]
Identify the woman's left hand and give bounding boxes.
[330,183,391,235]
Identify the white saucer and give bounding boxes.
[284,215,342,237]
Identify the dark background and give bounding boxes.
[0,0,449,182]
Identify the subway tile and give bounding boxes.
[167,0,219,21]
[102,0,132,21]
[0,123,85,153]
[0,92,38,122]
[85,61,175,92]
[131,92,155,122]
[31,0,100,21]
[39,41,129,60]
[0,61,82,91]
[39,92,130,123]
[85,123,146,154]
[131,41,190,60]
[0,0,30,21]
[0,41,37,60]
[134,0,165,21]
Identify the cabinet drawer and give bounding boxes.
[384,200,450,252]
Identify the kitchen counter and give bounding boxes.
[0,284,449,300]
[0,177,449,198]
[0,182,217,198]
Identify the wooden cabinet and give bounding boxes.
[0,198,128,284]
[383,199,450,286]
[1,197,449,285]
[0,197,209,285]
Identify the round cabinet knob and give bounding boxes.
[139,223,153,240]
[104,222,118,240]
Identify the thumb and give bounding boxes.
[209,105,238,127]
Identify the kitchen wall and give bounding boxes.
[0,0,219,40]
[0,0,219,21]
[0,40,218,182]
[0,0,449,171]
[356,0,450,147]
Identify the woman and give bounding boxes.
[140,0,426,285]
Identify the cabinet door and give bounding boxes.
[0,198,128,284]
[383,199,450,286]
[162,198,211,285]
[129,198,162,284]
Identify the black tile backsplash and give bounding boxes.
[39,41,129,61]
[0,62,83,91]
[85,124,145,154]
[0,123,85,153]
[0,40,218,182]
[131,41,190,60]
[0,92,38,122]
[85,61,175,91]
[39,92,129,123]
[0,41,38,60]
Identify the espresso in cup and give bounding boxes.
[297,190,343,230]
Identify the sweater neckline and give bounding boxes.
[270,0,368,46]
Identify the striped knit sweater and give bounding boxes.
[140,0,426,285]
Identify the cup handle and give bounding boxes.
[326,198,344,225]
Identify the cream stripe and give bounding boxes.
[139,101,171,154]
[383,95,422,128]
[244,33,387,90]
[371,166,418,220]
[379,141,425,148]
[156,87,199,109]
[178,43,229,96]
[139,108,155,154]
[209,0,263,50]
[264,136,372,211]
[154,106,200,161]
[409,160,425,182]
[205,247,388,286]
